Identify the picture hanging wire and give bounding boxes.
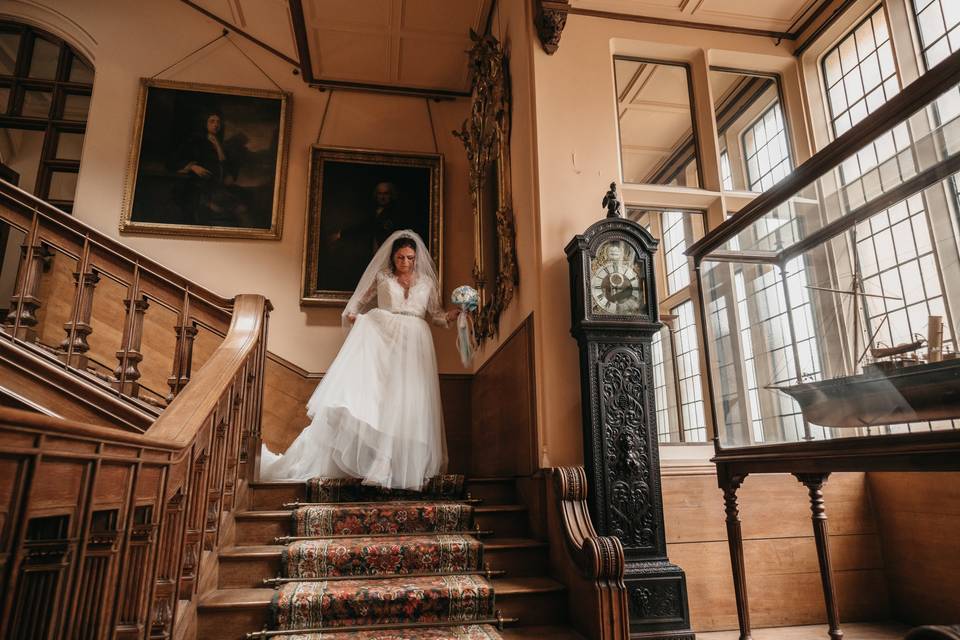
[150,28,285,91]
[426,98,439,154]
[316,90,334,144]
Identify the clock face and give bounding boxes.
[590,240,646,316]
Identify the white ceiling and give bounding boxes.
[572,0,823,35]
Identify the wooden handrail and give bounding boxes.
[0,289,269,636]
[0,177,242,417]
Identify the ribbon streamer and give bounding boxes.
[456,311,477,367]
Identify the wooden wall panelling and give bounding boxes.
[868,471,960,625]
[440,375,471,475]
[661,470,889,632]
[470,314,537,477]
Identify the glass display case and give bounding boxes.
[690,59,960,450]
[686,48,960,640]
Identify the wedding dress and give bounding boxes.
[259,231,448,490]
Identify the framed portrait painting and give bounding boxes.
[120,79,290,239]
[301,146,443,306]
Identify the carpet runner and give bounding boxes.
[282,534,484,578]
[277,625,503,639]
[270,475,504,640]
[291,502,474,537]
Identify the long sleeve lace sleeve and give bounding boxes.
[342,271,381,324]
[427,285,449,327]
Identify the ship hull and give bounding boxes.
[778,359,960,428]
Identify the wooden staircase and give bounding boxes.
[198,477,584,639]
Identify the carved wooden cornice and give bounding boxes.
[534,0,570,55]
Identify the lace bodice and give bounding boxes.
[353,271,447,326]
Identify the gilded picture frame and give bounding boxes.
[120,78,291,240]
[301,146,443,306]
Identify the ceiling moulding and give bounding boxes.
[562,0,844,49]
[287,0,479,100]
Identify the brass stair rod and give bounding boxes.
[263,567,505,585]
[283,498,482,508]
[245,611,515,638]
[275,529,492,542]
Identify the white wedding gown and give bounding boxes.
[259,271,448,489]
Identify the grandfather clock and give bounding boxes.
[565,212,695,640]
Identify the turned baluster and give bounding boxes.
[60,269,99,369]
[166,322,197,402]
[114,294,149,397]
[4,241,52,340]
[723,473,752,640]
[795,472,843,640]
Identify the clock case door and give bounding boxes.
[565,218,659,333]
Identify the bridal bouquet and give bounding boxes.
[451,285,479,367]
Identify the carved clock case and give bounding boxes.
[565,217,695,639]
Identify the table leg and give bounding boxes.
[795,473,844,640]
[723,475,751,640]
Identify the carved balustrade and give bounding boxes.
[0,294,269,640]
[0,181,236,416]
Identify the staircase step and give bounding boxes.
[483,539,548,577]
[197,588,274,639]
[235,510,292,544]
[306,474,466,503]
[464,478,518,505]
[272,575,494,630]
[280,625,505,639]
[250,481,305,510]
[500,626,586,639]
[220,545,284,588]
[292,502,474,537]
[491,578,567,627]
[474,506,528,538]
[282,534,483,578]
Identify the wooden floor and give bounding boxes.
[699,622,910,639]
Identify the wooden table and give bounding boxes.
[713,429,960,640]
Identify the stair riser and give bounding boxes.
[197,606,269,640]
[220,555,281,588]
[236,516,288,545]
[474,511,527,538]
[250,483,304,510]
[498,590,566,626]
[196,589,563,638]
[485,546,548,578]
[464,481,517,505]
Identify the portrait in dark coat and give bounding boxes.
[122,79,289,239]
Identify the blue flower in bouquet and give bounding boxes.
[451,285,479,312]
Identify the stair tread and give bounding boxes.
[473,505,525,513]
[500,626,585,639]
[483,538,545,550]
[199,587,274,608]
[493,577,565,595]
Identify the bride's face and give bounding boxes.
[393,246,416,274]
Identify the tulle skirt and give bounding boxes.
[259,309,447,490]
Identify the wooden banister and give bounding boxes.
[0,178,239,419]
[547,466,630,640]
[0,293,268,639]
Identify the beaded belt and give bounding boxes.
[392,310,420,318]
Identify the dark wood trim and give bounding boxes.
[687,46,960,262]
[474,312,535,378]
[794,0,859,57]
[287,0,314,82]
[286,0,468,100]
[791,0,837,41]
[265,350,321,379]
[177,0,299,68]
[568,6,794,40]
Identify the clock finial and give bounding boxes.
[602,182,622,218]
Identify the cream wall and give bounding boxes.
[0,0,475,374]
[529,14,805,466]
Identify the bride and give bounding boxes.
[259,230,457,489]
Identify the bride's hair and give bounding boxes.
[390,236,417,272]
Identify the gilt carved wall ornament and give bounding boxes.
[453,30,518,343]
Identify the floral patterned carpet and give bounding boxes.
[271,475,504,640]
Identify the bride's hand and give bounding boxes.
[445,308,460,323]
[347,313,357,324]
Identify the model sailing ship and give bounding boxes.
[774,269,960,428]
